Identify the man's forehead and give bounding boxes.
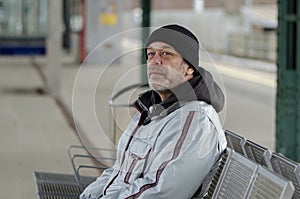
[147,42,176,51]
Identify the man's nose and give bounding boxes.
[150,53,162,65]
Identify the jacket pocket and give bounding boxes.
[123,138,152,184]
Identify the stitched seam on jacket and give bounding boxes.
[103,124,140,195]
[124,157,139,184]
[124,148,152,184]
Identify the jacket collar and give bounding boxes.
[132,68,225,125]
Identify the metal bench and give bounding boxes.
[243,139,273,169]
[224,130,246,156]
[34,180,82,199]
[33,131,299,199]
[33,145,116,199]
[270,152,300,199]
[192,149,228,198]
[223,130,300,199]
[207,148,295,199]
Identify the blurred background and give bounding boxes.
[1,0,299,198]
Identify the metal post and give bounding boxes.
[46,0,63,97]
[276,0,300,161]
[140,0,151,84]
[63,0,71,51]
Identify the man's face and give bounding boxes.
[146,42,193,93]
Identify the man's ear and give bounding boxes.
[186,67,194,75]
[184,66,194,81]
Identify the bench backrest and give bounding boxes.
[222,130,300,199]
[211,149,295,199]
[243,139,273,169]
[270,153,300,199]
[225,130,246,155]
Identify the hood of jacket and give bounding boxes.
[133,67,225,126]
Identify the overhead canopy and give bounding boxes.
[241,5,277,29]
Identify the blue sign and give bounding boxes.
[0,37,46,55]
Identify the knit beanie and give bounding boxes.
[145,24,200,72]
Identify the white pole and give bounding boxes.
[46,0,63,97]
[193,0,204,13]
[245,0,252,6]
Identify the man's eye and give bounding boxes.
[147,52,155,57]
[162,51,171,56]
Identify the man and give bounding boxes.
[80,24,227,199]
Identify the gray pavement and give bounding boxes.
[0,57,81,198]
[0,54,276,198]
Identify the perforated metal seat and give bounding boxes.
[36,182,81,199]
[270,153,300,199]
[34,172,78,185]
[243,139,273,169]
[192,150,228,198]
[33,145,116,199]
[250,166,293,199]
[225,130,246,155]
[33,171,97,199]
[33,171,96,187]
[211,149,295,199]
[212,150,256,198]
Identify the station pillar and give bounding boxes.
[140,0,151,84]
[276,0,300,161]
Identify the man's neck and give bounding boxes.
[158,91,172,101]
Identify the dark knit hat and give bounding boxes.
[145,24,200,71]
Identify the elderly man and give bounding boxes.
[80,24,227,199]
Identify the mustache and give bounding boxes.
[147,65,166,74]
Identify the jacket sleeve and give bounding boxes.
[102,111,224,199]
[80,167,114,199]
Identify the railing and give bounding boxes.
[228,32,276,62]
[108,83,149,144]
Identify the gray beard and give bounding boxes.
[148,61,187,93]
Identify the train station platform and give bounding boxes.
[0,57,81,198]
[0,53,276,198]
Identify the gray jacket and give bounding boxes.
[81,68,227,198]
[80,101,226,199]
